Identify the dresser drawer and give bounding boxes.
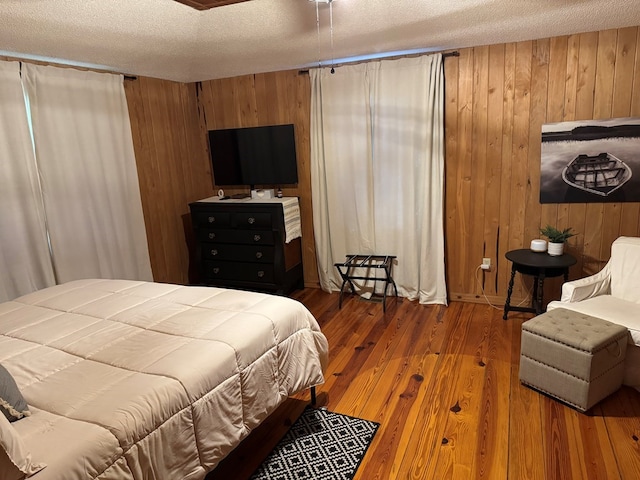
[203,244,274,263]
[189,198,303,295]
[203,261,275,283]
[197,229,275,245]
[234,212,272,229]
[192,211,231,228]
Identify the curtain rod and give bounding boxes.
[298,50,460,75]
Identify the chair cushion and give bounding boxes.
[548,295,640,347]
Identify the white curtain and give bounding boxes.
[0,61,56,302]
[22,64,152,283]
[310,54,447,304]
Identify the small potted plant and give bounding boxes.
[540,225,576,256]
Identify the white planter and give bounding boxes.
[547,242,564,256]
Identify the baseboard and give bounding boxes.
[449,292,527,307]
[297,286,528,309]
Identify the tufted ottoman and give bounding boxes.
[519,308,628,411]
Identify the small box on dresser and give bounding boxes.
[189,197,303,295]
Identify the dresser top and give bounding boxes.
[195,196,297,205]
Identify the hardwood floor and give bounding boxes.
[208,289,640,480]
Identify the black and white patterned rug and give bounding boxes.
[249,407,379,480]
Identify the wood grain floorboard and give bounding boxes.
[207,289,640,480]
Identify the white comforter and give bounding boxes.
[0,279,328,480]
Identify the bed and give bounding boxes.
[0,279,328,480]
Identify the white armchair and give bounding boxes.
[547,236,640,389]
[558,262,611,303]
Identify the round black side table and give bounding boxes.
[503,249,576,320]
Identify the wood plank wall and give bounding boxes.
[124,77,214,284]
[195,71,320,287]
[445,26,640,304]
[122,26,640,302]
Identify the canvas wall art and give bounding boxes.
[540,117,640,203]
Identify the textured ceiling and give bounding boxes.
[1,0,640,83]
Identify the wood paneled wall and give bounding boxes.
[445,26,640,304]
[196,71,320,287]
[125,71,319,287]
[124,26,640,303]
[125,77,213,284]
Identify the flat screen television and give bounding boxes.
[208,124,298,187]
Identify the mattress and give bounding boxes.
[0,279,328,479]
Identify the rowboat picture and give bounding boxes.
[541,118,640,203]
[561,152,632,197]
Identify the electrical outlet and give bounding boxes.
[481,258,491,270]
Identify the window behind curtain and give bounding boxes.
[0,61,152,301]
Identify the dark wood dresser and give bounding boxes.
[189,197,303,295]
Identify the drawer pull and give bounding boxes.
[208,232,216,239]
[212,267,220,274]
[254,234,261,242]
[208,216,216,223]
[248,217,256,224]
[210,249,218,256]
[257,270,265,278]
[256,252,263,259]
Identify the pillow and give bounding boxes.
[0,365,30,423]
[0,413,46,480]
